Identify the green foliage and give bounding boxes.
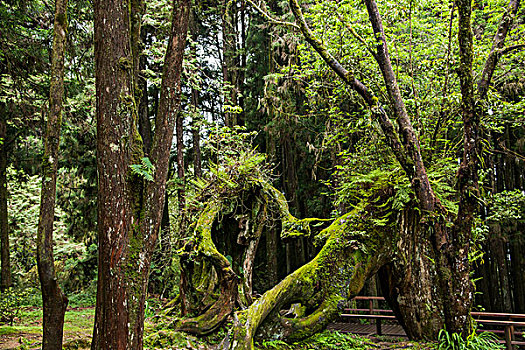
[66,286,96,308]
[60,243,98,296]
[58,76,98,242]
[260,331,375,350]
[145,297,163,319]
[187,125,271,211]
[0,287,30,325]
[486,189,525,223]
[129,157,156,181]
[144,329,199,349]
[331,166,412,213]
[261,339,291,349]
[7,167,94,292]
[7,167,67,278]
[436,328,504,350]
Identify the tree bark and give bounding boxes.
[189,12,202,178]
[0,111,11,291]
[176,111,185,210]
[477,0,520,99]
[265,227,278,287]
[511,223,525,313]
[222,0,240,126]
[36,0,69,348]
[92,0,136,346]
[91,0,190,347]
[138,26,152,154]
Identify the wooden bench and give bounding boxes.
[340,296,396,335]
[472,312,525,350]
[339,296,525,349]
[338,313,396,335]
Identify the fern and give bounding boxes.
[129,157,155,181]
[437,328,504,350]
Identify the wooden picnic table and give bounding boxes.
[338,296,525,350]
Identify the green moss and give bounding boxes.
[144,329,197,349]
[118,56,134,70]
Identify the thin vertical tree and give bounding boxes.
[0,112,10,291]
[36,0,69,348]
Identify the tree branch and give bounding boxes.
[245,0,299,29]
[363,0,440,212]
[335,12,377,60]
[287,0,414,179]
[477,0,520,99]
[500,43,525,55]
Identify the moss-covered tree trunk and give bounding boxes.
[36,1,69,348]
[223,210,394,350]
[173,169,395,348]
[91,0,190,348]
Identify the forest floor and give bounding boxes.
[0,306,93,350]
[0,306,433,349]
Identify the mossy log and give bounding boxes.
[222,210,393,350]
[172,178,332,335]
[172,172,394,347]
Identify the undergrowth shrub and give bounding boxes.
[0,287,30,325]
[260,331,374,350]
[437,328,504,350]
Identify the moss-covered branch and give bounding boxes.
[174,164,395,346]
[222,211,394,350]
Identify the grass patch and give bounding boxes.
[64,308,95,333]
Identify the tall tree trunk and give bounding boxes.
[189,11,202,178]
[91,0,190,347]
[222,0,239,126]
[511,223,525,313]
[442,0,477,335]
[265,227,279,287]
[176,111,185,211]
[490,224,512,311]
[191,105,202,178]
[92,0,138,346]
[36,0,69,348]
[138,26,152,154]
[0,112,11,291]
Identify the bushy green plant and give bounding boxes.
[260,331,374,350]
[437,328,504,350]
[60,243,98,295]
[66,280,97,308]
[487,189,525,223]
[0,287,30,325]
[7,167,68,280]
[144,329,199,349]
[184,125,272,224]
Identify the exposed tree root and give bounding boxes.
[173,201,239,334]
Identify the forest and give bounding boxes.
[0,0,524,349]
